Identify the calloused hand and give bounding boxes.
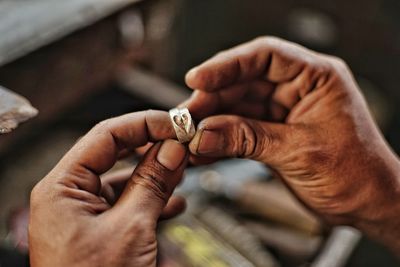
[29,110,188,267]
[183,37,400,253]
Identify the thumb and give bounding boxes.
[189,115,292,166]
[111,140,188,222]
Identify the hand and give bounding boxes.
[29,110,188,267]
[183,37,400,252]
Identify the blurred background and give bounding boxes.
[0,0,399,266]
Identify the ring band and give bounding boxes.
[169,108,196,143]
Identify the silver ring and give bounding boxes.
[169,108,196,143]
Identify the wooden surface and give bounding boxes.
[0,0,142,66]
[0,86,37,133]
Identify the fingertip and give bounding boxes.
[160,195,187,220]
[186,67,214,91]
[157,140,187,171]
[185,67,199,89]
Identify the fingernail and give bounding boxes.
[196,130,224,155]
[157,140,187,171]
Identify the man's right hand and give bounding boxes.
[183,37,400,253]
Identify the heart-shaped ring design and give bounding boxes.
[169,108,196,143]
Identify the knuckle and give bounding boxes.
[308,57,330,75]
[131,165,168,202]
[322,56,355,93]
[143,109,153,126]
[326,56,350,74]
[228,116,278,161]
[230,117,259,158]
[92,118,113,134]
[251,36,282,52]
[214,50,226,58]
[144,109,156,118]
[331,56,348,68]
[252,36,269,46]
[253,36,281,46]
[308,55,353,92]
[306,59,332,89]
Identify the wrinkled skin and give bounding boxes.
[29,111,188,267]
[183,37,400,253]
[29,37,400,266]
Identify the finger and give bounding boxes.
[244,80,275,102]
[272,65,320,110]
[101,167,135,185]
[185,93,267,121]
[101,167,135,204]
[189,155,221,166]
[189,115,293,167]
[116,148,133,159]
[53,110,175,195]
[230,102,267,119]
[180,83,247,120]
[159,196,186,220]
[181,80,274,120]
[267,100,290,122]
[101,183,116,205]
[135,142,154,157]
[111,140,188,221]
[185,36,323,92]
